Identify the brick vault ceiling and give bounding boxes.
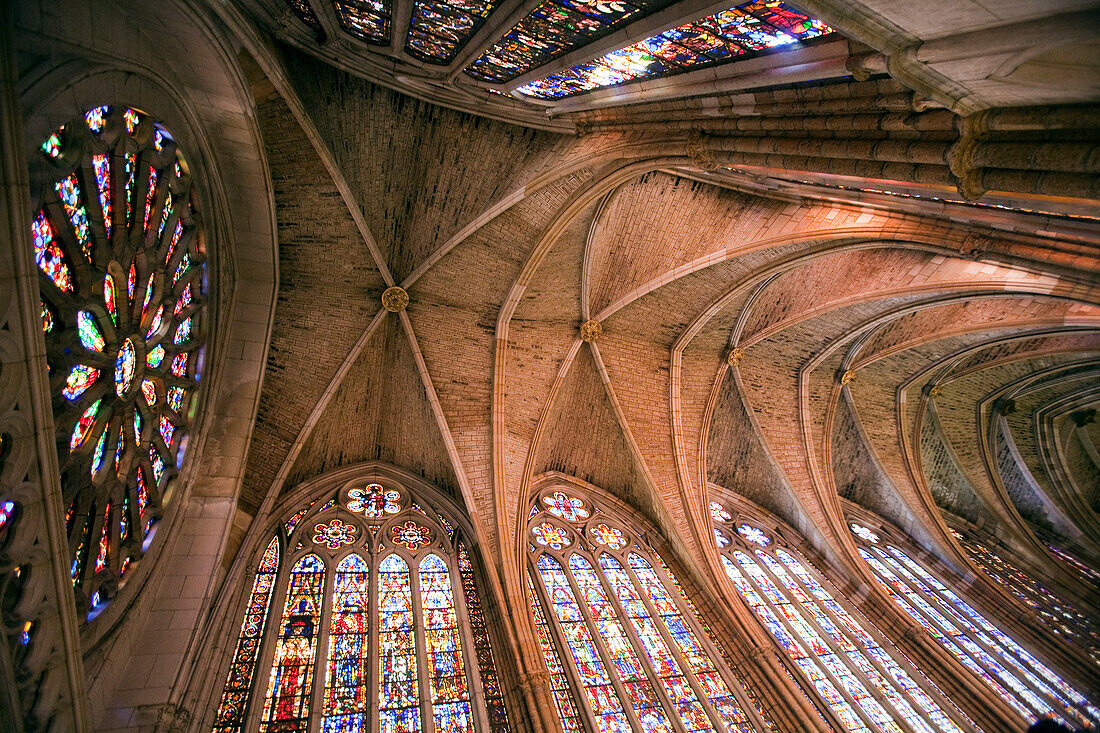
[237,39,1100,586]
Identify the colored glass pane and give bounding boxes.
[850,524,879,543]
[55,174,91,258]
[347,483,402,517]
[508,0,833,99]
[41,301,53,332]
[542,491,590,521]
[115,338,137,396]
[166,220,184,265]
[95,503,110,572]
[91,428,108,475]
[312,519,358,549]
[143,166,158,234]
[71,514,92,585]
[213,537,280,733]
[123,108,139,134]
[536,554,632,730]
[149,448,165,486]
[146,304,165,338]
[600,554,712,732]
[174,316,192,344]
[171,352,189,377]
[378,554,420,731]
[42,130,62,158]
[167,386,185,412]
[77,311,106,352]
[391,520,432,550]
[405,0,503,64]
[70,400,102,450]
[714,527,730,547]
[737,525,771,546]
[459,543,511,731]
[419,554,474,731]
[533,521,570,549]
[0,500,15,535]
[158,415,175,447]
[710,501,732,522]
[123,153,136,227]
[334,0,392,44]
[92,153,111,238]
[146,344,165,368]
[174,283,193,316]
[104,273,117,324]
[86,106,107,132]
[113,424,125,471]
[527,573,582,731]
[159,192,173,238]
[572,552,674,731]
[120,497,130,543]
[136,469,149,516]
[287,0,324,30]
[63,364,100,400]
[590,523,627,548]
[31,211,72,292]
[142,273,156,315]
[260,554,325,732]
[141,379,157,407]
[861,545,1098,728]
[321,554,371,733]
[635,554,756,731]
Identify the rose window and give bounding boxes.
[35,105,206,621]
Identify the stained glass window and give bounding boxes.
[405,0,507,64]
[954,531,1100,665]
[528,487,768,732]
[218,484,505,731]
[34,105,206,622]
[468,0,832,96]
[334,0,393,44]
[713,506,971,732]
[852,529,1100,729]
[214,537,280,733]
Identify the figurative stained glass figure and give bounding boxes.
[529,489,767,732]
[347,482,403,518]
[321,554,371,732]
[542,491,591,521]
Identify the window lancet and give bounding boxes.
[850,524,1100,729]
[33,105,207,622]
[711,504,971,733]
[213,480,509,733]
[527,486,767,733]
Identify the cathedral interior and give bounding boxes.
[1,0,1099,731]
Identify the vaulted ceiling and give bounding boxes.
[231,40,1100,607]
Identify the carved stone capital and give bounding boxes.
[519,670,552,693]
[687,130,721,171]
[135,703,191,732]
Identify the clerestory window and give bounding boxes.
[212,479,509,733]
[849,521,1100,729]
[526,486,771,733]
[710,501,973,733]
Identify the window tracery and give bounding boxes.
[710,503,971,733]
[212,478,509,733]
[32,105,206,622]
[527,485,768,732]
[950,527,1100,667]
[849,521,1100,729]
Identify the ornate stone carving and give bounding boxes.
[958,231,989,260]
[840,369,856,385]
[381,286,409,312]
[687,130,722,171]
[580,319,602,343]
[727,347,745,366]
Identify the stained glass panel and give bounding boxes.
[334,0,393,44]
[31,211,72,292]
[260,554,325,732]
[543,491,591,521]
[405,0,505,63]
[459,543,511,732]
[419,554,475,732]
[347,483,402,517]
[537,554,632,730]
[213,537,279,733]
[378,554,420,733]
[533,521,570,548]
[55,175,91,258]
[321,554,371,733]
[498,0,832,98]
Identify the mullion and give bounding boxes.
[731,549,879,732]
[593,552,694,733]
[759,551,933,733]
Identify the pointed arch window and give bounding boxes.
[212,480,510,732]
[948,526,1100,666]
[527,486,769,733]
[710,502,971,733]
[849,522,1100,729]
[32,105,207,622]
